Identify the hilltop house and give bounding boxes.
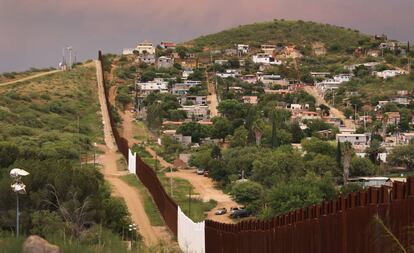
[237,44,249,54]
[242,96,258,105]
[384,112,401,126]
[139,79,168,95]
[373,69,406,79]
[336,133,371,148]
[216,69,240,78]
[139,54,156,64]
[171,83,192,96]
[316,74,352,93]
[122,48,134,55]
[252,53,282,65]
[179,105,209,120]
[160,41,176,50]
[157,56,174,69]
[136,41,155,55]
[179,95,207,106]
[261,44,277,55]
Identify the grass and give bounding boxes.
[0,65,103,160]
[117,158,128,171]
[133,121,153,142]
[157,173,217,222]
[121,174,165,226]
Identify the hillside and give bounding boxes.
[188,19,371,53]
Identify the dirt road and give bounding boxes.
[95,60,160,246]
[207,82,219,117]
[304,85,355,129]
[121,108,238,223]
[0,70,61,87]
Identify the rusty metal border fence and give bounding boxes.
[98,51,414,252]
[205,178,414,253]
[98,51,177,235]
[135,155,178,236]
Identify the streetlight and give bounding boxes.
[128,223,137,249]
[10,168,30,238]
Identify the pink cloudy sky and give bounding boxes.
[0,0,413,72]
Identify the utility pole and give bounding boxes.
[188,187,191,218]
[67,46,73,70]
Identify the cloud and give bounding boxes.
[0,0,413,72]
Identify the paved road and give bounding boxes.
[95,60,160,246]
[0,70,61,87]
[304,86,355,129]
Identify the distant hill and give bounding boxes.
[187,19,373,54]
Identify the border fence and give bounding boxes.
[97,51,414,253]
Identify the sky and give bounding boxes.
[0,0,413,73]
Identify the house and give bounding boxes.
[348,177,392,188]
[287,104,309,110]
[179,95,207,106]
[401,132,414,144]
[374,69,406,79]
[310,72,331,79]
[136,41,155,55]
[171,83,192,95]
[237,44,249,54]
[391,97,411,105]
[316,74,352,92]
[345,62,379,72]
[397,90,410,96]
[291,110,320,121]
[173,134,192,146]
[182,69,194,80]
[224,49,238,56]
[160,41,176,50]
[139,54,156,64]
[179,105,209,120]
[157,56,174,69]
[184,80,202,86]
[214,59,229,65]
[264,89,293,95]
[336,133,371,147]
[379,42,397,51]
[139,79,168,95]
[261,44,276,55]
[122,48,134,55]
[252,53,282,65]
[257,74,282,85]
[241,75,257,84]
[242,96,258,105]
[216,69,240,78]
[384,112,401,125]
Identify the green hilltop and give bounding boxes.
[188,19,373,53]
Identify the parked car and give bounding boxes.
[230,206,245,214]
[215,208,227,215]
[230,209,251,219]
[203,171,209,177]
[196,168,205,175]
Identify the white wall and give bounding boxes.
[128,149,136,174]
[177,207,205,253]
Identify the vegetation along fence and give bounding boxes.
[98,52,414,253]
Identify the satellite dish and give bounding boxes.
[10,168,30,178]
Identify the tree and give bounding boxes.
[290,121,304,143]
[146,103,163,129]
[230,126,248,147]
[211,117,232,141]
[350,157,376,176]
[217,99,247,120]
[252,118,265,146]
[306,154,338,176]
[231,181,264,211]
[388,143,414,170]
[301,138,336,157]
[365,139,385,165]
[267,172,336,215]
[175,46,189,59]
[115,93,132,110]
[211,145,222,159]
[271,111,278,148]
[177,122,211,143]
[0,142,19,168]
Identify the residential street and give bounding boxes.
[304,85,356,129]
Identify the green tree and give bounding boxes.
[211,117,232,141]
[230,126,248,147]
[388,144,414,170]
[0,142,19,168]
[231,181,264,211]
[211,145,222,159]
[30,210,65,238]
[350,157,376,176]
[290,121,304,143]
[176,122,211,143]
[306,154,338,176]
[365,139,385,165]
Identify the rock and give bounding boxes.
[23,235,60,253]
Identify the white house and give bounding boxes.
[237,44,249,54]
[139,54,156,64]
[136,41,155,55]
[336,133,371,147]
[139,79,168,95]
[374,69,406,79]
[179,105,209,120]
[252,54,282,65]
[242,96,258,105]
[184,80,202,86]
[122,48,135,55]
[257,74,282,85]
[316,74,352,92]
[216,69,240,78]
[182,69,194,80]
